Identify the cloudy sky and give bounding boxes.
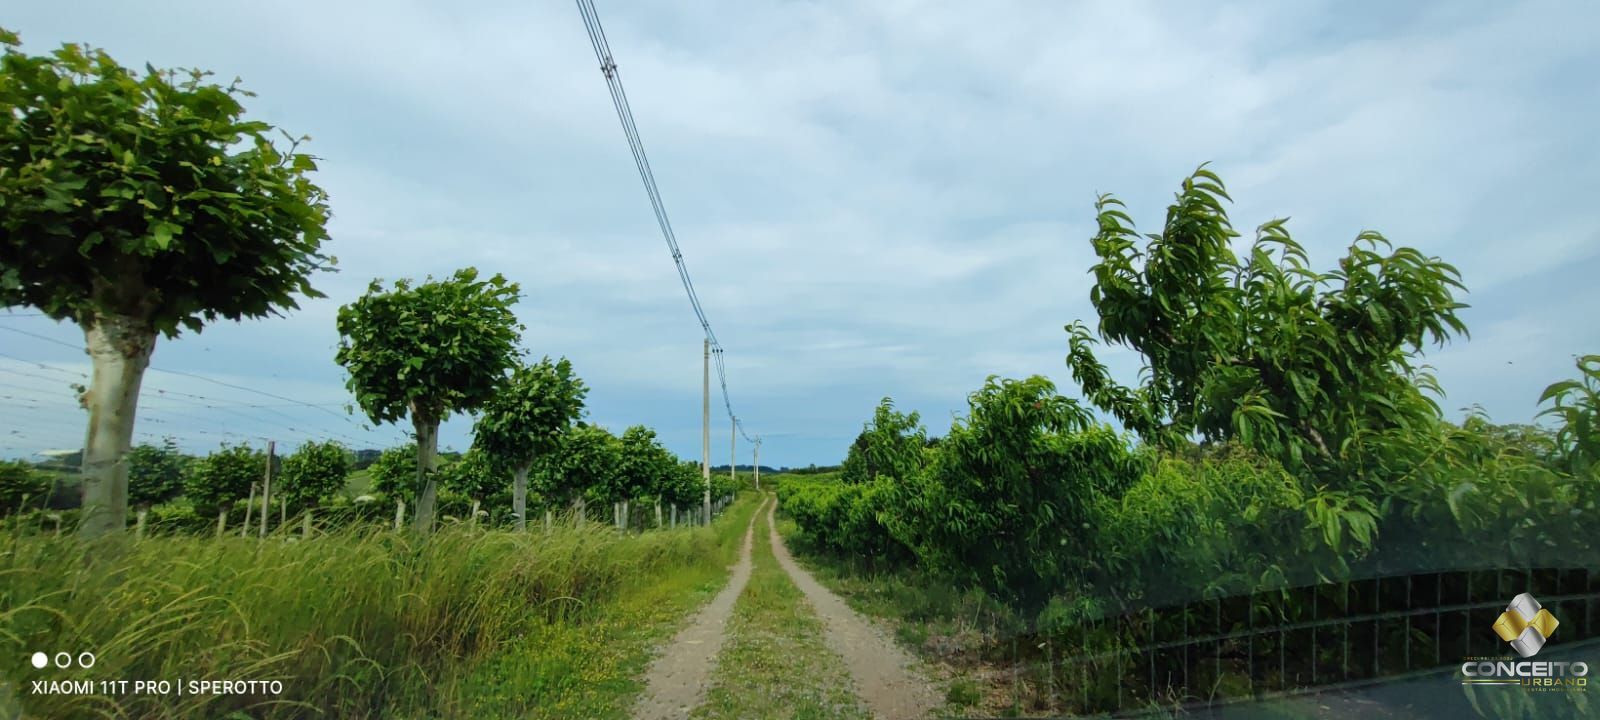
[3,0,1597,467]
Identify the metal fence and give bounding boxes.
[999,567,1598,716]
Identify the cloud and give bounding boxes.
[3,0,1597,466]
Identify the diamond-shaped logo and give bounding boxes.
[1492,592,1559,657]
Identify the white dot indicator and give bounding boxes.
[30,652,47,669]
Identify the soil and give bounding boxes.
[632,496,770,720]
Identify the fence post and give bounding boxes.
[303,510,312,539]
[261,439,274,538]
[623,498,630,531]
[216,508,226,538]
[471,499,481,528]
[655,500,662,529]
[545,509,552,533]
[135,508,147,539]
[242,482,256,538]
[394,498,405,531]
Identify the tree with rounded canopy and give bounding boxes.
[278,440,350,511]
[127,439,187,508]
[0,30,333,537]
[437,447,505,508]
[617,425,677,503]
[184,443,265,515]
[1065,165,1468,483]
[657,459,706,511]
[472,357,587,530]
[335,268,522,532]
[535,424,620,519]
[368,443,418,503]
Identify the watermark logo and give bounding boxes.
[1493,593,1559,658]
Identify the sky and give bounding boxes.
[2,0,1597,468]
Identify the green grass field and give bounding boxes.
[0,492,763,719]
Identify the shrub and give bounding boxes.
[0,460,52,515]
[128,440,188,508]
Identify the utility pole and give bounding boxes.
[260,439,274,538]
[702,339,711,523]
[754,437,761,491]
[730,417,736,492]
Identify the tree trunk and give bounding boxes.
[77,315,156,538]
[512,464,530,532]
[411,414,441,533]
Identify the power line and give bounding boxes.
[0,327,405,446]
[574,0,758,446]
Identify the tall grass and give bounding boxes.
[0,501,747,719]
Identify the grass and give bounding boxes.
[692,502,870,720]
[0,491,764,719]
[343,468,373,498]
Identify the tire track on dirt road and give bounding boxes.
[764,499,940,720]
[632,495,769,720]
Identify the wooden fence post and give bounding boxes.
[242,483,256,538]
[394,498,405,531]
[544,509,552,533]
[654,501,662,529]
[470,499,481,528]
[217,509,226,539]
[261,440,274,538]
[135,509,147,539]
[303,510,312,539]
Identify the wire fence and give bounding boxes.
[975,567,1599,717]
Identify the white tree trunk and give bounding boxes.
[78,316,155,537]
[655,501,662,528]
[411,414,440,532]
[512,465,530,532]
[623,499,631,532]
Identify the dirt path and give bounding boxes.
[632,495,770,720]
[764,500,940,720]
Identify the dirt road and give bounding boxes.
[764,500,940,720]
[632,495,770,720]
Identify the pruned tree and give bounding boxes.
[278,440,351,511]
[437,447,505,512]
[617,425,676,503]
[367,443,418,503]
[335,268,522,532]
[537,423,620,520]
[472,357,587,530]
[0,30,333,536]
[127,439,187,509]
[1064,165,1468,481]
[184,443,264,515]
